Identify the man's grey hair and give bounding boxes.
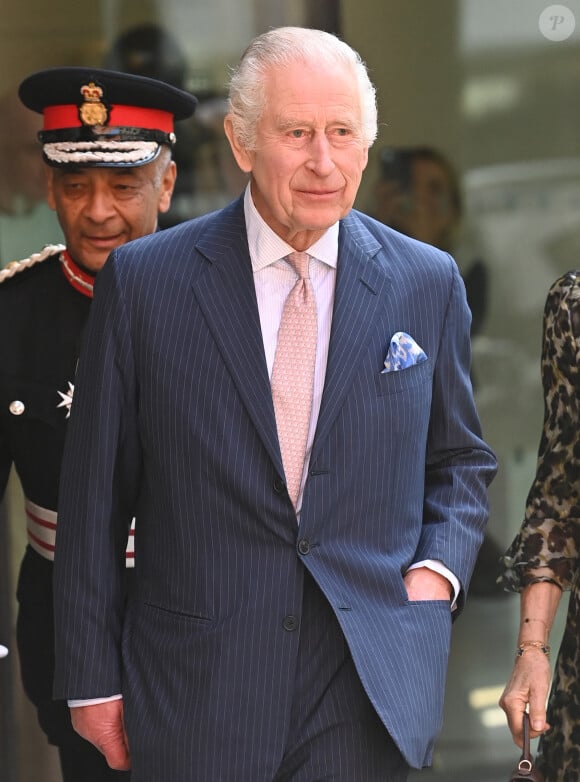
[227,27,378,151]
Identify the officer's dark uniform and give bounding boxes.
[0,245,117,778]
[1,67,196,781]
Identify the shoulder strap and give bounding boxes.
[0,243,66,284]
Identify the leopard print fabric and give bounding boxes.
[500,271,580,779]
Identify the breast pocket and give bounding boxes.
[374,357,432,397]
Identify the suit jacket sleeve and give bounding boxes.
[414,260,496,609]
[53,252,140,699]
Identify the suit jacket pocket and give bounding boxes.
[142,600,215,626]
[374,356,432,397]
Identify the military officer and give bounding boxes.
[0,66,196,781]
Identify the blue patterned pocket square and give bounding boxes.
[381,332,428,373]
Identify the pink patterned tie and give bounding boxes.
[271,252,318,509]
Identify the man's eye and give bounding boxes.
[115,183,138,194]
[290,129,306,138]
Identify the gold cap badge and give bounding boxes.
[78,81,109,127]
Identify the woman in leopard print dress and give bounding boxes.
[500,271,580,781]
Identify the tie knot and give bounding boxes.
[287,251,310,279]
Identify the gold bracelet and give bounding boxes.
[523,617,548,629]
[515,640,550,657]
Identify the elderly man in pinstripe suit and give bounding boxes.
[53,27,497,781]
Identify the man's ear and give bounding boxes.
[223,115,253,174]
[157,159,177,214]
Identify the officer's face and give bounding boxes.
[46,154,176,274]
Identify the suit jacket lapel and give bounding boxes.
[190,203,391,474]
[191,198,283,473]
[312,214,391,461]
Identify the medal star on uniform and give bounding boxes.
[57,381,75,418]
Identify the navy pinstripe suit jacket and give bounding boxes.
[53,195,497,777]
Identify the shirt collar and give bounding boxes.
[244,183,338,272]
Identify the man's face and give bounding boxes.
[225,59,369,251]
[373,158,458,251]
[46,155,176,273]
[410,158,458,246]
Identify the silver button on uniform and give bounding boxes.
[9,400,25,416]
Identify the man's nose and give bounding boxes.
[84,187,117,221]
[307,134,336,176]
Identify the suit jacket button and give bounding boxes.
[298,539,310,555]
[282,615,298,632]
[9,400,25,416]
[273,476,286,494]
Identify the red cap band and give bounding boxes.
[43,104,174,133]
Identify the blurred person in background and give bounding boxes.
[371,145,487,337]
[104,23,246,225]
[0,90,46,215]
[0,89,62,265]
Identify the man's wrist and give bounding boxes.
[68,694,123,707]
